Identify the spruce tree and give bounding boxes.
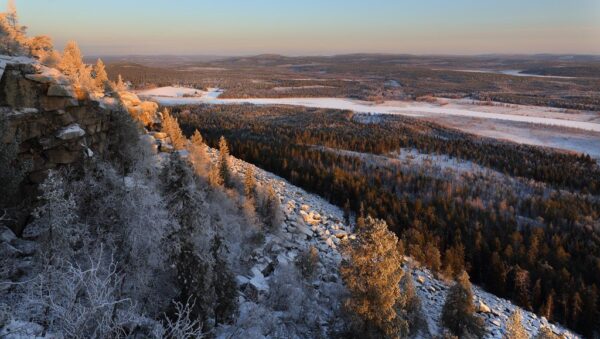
[244,166,256,199]
[93,58,109,91]
[210,235,237,325]
[441,271,485,338]
[340,216,404,338]
[218,136,231,187]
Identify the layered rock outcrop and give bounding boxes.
[0,62,115,187]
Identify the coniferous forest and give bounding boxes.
[173,104,600,337]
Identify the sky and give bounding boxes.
[16,0,600,56]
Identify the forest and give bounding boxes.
[173,103,600,337]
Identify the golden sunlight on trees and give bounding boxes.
[503,310,528,339]
[340,216,404,338]
[188,129,209,176]
[161,108,187,151]
[93,58,109,91]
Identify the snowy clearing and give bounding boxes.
[136,86,212,98]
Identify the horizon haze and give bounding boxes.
[18,0,600,56]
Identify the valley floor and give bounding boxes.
[137,87,600,158]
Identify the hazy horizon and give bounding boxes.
[18,0,600,56]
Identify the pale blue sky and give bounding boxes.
[16,0,600,56]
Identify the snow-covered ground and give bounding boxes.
[138,87,600,133]
[225,152,580,339]
[433,68,576,79]
[135,86,222,99]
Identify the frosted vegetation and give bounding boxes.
[0,3,594,338]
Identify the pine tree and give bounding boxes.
[210,235,237,325]
[340,216,404,338]
[504,310,528,339]
[0,0,28,55]
[218,136,231,188]
[262,184,282,232]
[188,129,209,176]
[343,199,351,225]
[441,271,485,338]
[244,166,256,199]
[398,270,428,337]
[59,41,85,79]
[93,58,109,91]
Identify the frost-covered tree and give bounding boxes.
[162,299,203,339]
[260,184,282,232]
[503,310,528,339]
[0,0,29,56]
[93,58,109,92]
[161,108,187,151]
[296,246,320,280]
[58,41,94,92]
[58,41,83,77]
[188,129,209,177]
[210,235,237,325]
[31,171,81,263]
[340,216,404,338]
[161,154,215,327]
[26,251,135,338]
[441,271,485,338]
[28,35,53,59]
[398,270,428,337]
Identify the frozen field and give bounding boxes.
[138,87,600,132]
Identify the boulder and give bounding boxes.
[0,225,17,243]
[56,123,85,140]
[477,300,491,313]
[47,84,75,97]
[416,275,426,284]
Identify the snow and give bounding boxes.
[136,86,219,98]
[434,68,576,79]
[55,123,85,140]
[142,87,600,133]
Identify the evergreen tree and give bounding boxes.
[188,129,209,176]
[262,184,282,232]
[340,216,405,338]
[0,0,28,55]
[59,40,84,79]
[93,58,109,91]
[441,271,485,338]
[161,108,187,151]
[244,166,256,199]
[218,136,231,187]
[210,235,237,325]
[503,310,528,339]
[398,270,428,337]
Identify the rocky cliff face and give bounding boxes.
[0,61,118,186]
[0,59,125,236]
